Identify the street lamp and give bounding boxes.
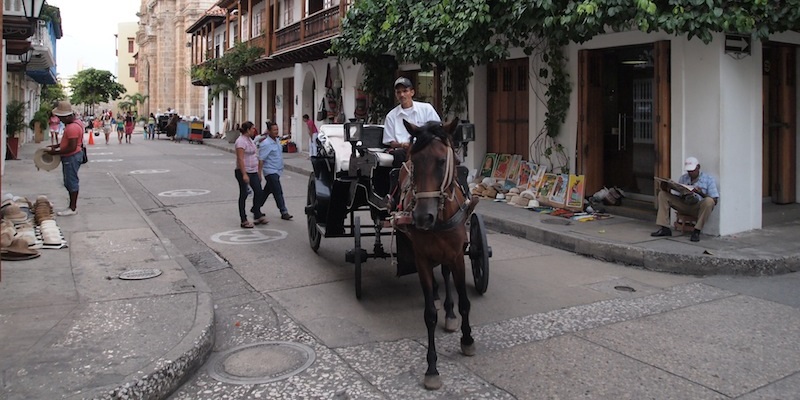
[21,0,46,21]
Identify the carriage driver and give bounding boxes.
[383,77,441,168]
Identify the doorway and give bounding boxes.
[487,58,530,159]
[577,42,671,198]
[762,43,797,204]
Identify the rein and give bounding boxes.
[399,139,470,232]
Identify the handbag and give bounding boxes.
[80,137,88,164]
[316,100,326,121]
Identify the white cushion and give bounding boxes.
[318,124,352,172]
[367,149,395,167]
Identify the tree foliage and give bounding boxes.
[191,42,263,125]
[68,68,126,111]
[335,0,800,169]
[29,83,67,130]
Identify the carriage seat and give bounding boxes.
[318,124,353,172]
[367,149,395,167]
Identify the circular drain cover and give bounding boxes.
[541,218,571,225]
[208,341,316,385]
[118,268,163,280]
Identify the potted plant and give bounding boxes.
[29,103,52,143]
[6,100,27,160]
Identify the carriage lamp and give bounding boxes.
[455,121,475,143]
[344,121,364,142]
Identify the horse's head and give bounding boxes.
[402,119,459,230]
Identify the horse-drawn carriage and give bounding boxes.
[304,122,491,298]
[305,120,491,389]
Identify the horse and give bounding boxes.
[396,119,479,390]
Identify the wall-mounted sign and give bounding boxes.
[725,33,751,56]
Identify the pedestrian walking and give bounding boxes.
[48,112,61,145]
[257,121,293,220]
[235,121,268,228]
[148,113,156,140]
[116,118,124,144]
[124,111,135,143]
[46,100,84,216]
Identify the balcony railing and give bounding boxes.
[275,21,301,52]
[303,7,341,42]
[275,5,342,52]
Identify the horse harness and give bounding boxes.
[395,139,471,231]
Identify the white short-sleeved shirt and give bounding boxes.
[382,101,441,146]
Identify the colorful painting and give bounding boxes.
[567,175,585,209]
[517,162,533,188]
[492,154,513,180]
[537,173,558,198]
[480,153,498,177]
[503,155,523,190]
[548,174,569,205]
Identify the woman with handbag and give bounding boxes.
[46,100,85,216]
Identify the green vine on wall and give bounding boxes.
[334,0,800,163]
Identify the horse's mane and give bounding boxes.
[410,121,449,153]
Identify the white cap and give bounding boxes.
[684,157,699,171]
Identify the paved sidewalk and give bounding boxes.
[2,133,797,400]
[203,138,800,276]
[0,139,214,400]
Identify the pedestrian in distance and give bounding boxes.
[48,112,61,145]
[46,100,84,216]
[116,118,124,144]
[235,121,269,228]
[302,114,318,157]
[124,111,135,143]
[256,121,293,221]
[148,113,156,140]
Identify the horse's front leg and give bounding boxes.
[418,263,442,390]
[441,266,458,332]
[450,259,475,356]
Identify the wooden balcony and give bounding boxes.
[275,6,342,53]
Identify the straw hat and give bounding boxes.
[1,238,40,260]
[34,148,61,171]
[52,100,74,117]
[3,204,28,222]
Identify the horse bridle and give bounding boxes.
[400,138,470,231]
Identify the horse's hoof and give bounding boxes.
[462,342,476,356]
[444,317,459,332]
[434,299,442,311]
[424,374,443,390]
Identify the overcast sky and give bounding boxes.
[48,0,140,79]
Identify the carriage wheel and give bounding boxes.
[353,215,363,299]
[469,213,490,295]
[306,174,322,252]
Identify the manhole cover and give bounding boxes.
[208,341,316,385]
[118,268,163,280]
[614,285,636,292]
[541,218,572,225]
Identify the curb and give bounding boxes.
[94,293,215,400]
[480,213,800,276]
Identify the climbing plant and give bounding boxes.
[191,42,263,125]
[334,0,800,167]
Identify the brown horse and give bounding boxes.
[397,119,478,390]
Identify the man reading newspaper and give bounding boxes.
[651,157,719,242]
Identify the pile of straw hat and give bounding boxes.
[0,232,40,261]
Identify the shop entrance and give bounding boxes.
[487,58,530,159]
[577,42,671,197]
